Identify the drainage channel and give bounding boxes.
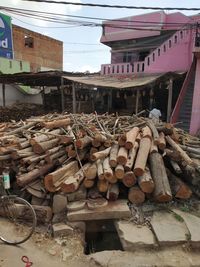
[84,220,123,255]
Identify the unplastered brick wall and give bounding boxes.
[12,25,63,72]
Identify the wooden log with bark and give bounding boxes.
[103,157,113,181]
[125,127,139,150]
[122,171,137,187]
[109,143,119,168]
[124,142,139,172]
[115,164,125,179]
[33,138,59,155]
[41,118,71,129]
[107,184,119,201]
[117,147,128,166]
[91,147,111,162]
[138,167,155,193]
[149,152,172,202]
[128,186,145,204]
[96,159,104,180]
[158,132,166,150]
[134,137,151,176]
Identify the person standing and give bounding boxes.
[149,107,162,124]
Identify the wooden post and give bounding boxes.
[2,83,5,107]
[167,78,173,122]
[60,77,65,112]
[135,89,139,114]
[72,82,76,113]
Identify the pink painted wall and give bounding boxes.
[101,11,165,43]
[190,58,200,134]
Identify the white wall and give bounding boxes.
[0,84,43,106]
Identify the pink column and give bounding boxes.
[190,58,200,134]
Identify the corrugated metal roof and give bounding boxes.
[63,72,183,89]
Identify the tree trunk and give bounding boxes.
[141,126,152,140]
[75,135,92,149]
[96,159,104,180]
[33,138,59,155]
[138,167,155,193]
[117,147,128,166]
[165,135,193,166]
[146,120,159,144]
[166,168,192,199]
[124,142,139,172]
[128,186,145,204]
[97,179,109,193]
[158,132,166,150]
[17,162,55,187]
[103,157,113,181]
[41,118,71,129]
[30,129,63,145]
[107,184,119,201]
[122,171,137,187]
[150,141,158,154]
[91,147,111,161]
[134,137,151,176]
[109,143,119,168]
[115,164,124,179]
[44,161,78,192]
[125,127,139,150]
[149,152,172,202]
[170,159,182,174]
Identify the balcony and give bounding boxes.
[101,62,145,75]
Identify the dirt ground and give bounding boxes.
[1,221,200,267]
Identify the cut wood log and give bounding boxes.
[84,163,97,179]
[7,121,36,135]
[149,152,172,202]
[115,164,125,179]
[17,162,55,187]
[19,140,30,149]
[11,147,33,160]
[33,138,59,155]
[125,127,139,150]
[96,159,104,180]
[118,134,126,146]
[141,126,152,140]
[128,186,145,204]
[83,178,95,188]
[166,168,192,199]
[41,118,71,129]
[109,143,119,168]
[180,145,200,155]
[158,132,166,150]
[57,154,68,165]
[0,204,52,223]
[163,148,181,162]
[103,157,113,181]
[150,141,158,154]
[94,133,107,143]
[76,148,88,161]
[91,147,111,161]
[30,129,63,145]
[156,123,174,135]
[44,161,78,192]
[76,135,92,149]
[107,184,119,201]
[92,139,101,148]
[165,135,193,166]
[124,142,139,172]
[122,171,137,187]
[145,120,159,144]
[169,159,182,174]
[104,139,112,148]
[134,137,151,176]
[97,179,109,193]
[136,133,142,143]
[61,163,90,193]
[138,167,155,193]
[117,147,128,166]
[67,145,76,158]
[45,150,66,163]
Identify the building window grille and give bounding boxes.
[152,53,155,61]
[174,35,178,43]
[169,40,172,48]
[163,45,166,52]
[158,49,160,56]
[147,57,150,66]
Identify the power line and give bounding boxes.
[23,0,200,11]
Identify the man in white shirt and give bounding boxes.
[149,108,162,124]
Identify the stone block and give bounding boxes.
[52,194,67,214]
[151,211,189,245]
[115,220,156,250]
[52,223,74,237]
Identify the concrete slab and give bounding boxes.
[172,209,200,247]
[151,211,189,245]
[115,220,156,250]
[67,200,131,221]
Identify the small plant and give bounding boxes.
[185,232,191,241]
[173,213,184,222]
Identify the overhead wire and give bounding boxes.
[22,0,200,11]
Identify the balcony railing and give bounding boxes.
[101,61,145,75]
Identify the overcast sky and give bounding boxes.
[1,0,200,72]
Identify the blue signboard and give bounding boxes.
[0,13,13,59]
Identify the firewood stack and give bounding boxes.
[0,112,200,208]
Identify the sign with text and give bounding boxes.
[0,13,13,59]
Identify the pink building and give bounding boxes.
[100,11,200,134]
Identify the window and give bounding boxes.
[163,45,166,52]
[123,52,133,63]
[147,57,150,66]
[152,53,155,62]
[174,35,178,43]
[180,31,183,39]
[24,35,34,48]
[112,66,115,73]
[169,40,172,48]
[158,49,160,56]
[127,64,129,73]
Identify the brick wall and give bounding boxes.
[12,25,63,72]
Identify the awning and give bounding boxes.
[63,72,184,90]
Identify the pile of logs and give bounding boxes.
[0,103,45,122]
[0,112,200,208]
